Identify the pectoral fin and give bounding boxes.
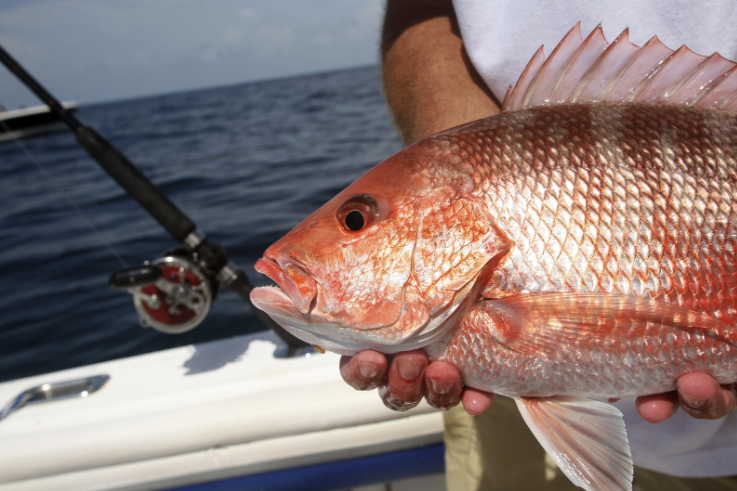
[515,396,632,491]
[481,292,732,356]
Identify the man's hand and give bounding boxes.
[340,351,494,414]
[341,352,736,422]
[340,350,737,423]
[636,372,737,422]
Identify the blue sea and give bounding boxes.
[0,66,403,383]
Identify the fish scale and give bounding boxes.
[422,103,737,324]
[431,299,737,398]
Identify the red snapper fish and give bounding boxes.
[251,24,737,491]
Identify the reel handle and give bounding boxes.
[108,265,163,289]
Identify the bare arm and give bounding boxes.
[381,0,499,144]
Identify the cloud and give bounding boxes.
[313,35,332,46]
[134,50,148,66]
[200,46,219,64]
[347,0,383,41]
[239,8,259,20]
[0,0,382,107]
[254,27,293,54]
[225,29,244,44]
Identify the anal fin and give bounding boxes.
[515,396,633,491]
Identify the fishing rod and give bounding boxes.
[0,44,307,352]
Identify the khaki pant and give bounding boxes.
[444,396,737,491]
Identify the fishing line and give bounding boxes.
[0,118,129,268]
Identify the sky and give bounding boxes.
[0,0,383,108]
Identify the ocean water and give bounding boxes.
[0,66,402,383]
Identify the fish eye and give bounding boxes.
[344,210,364,231]
[337,194,378,233]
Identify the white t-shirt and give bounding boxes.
[452,0,737,478]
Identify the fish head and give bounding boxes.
[251,139,512,355]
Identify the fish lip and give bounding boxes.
[254,256,316,314]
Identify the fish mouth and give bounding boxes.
[253,256,316,314]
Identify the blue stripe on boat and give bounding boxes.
[167,443,445,491]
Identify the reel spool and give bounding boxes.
[109,253,216,334]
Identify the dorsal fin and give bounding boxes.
[503,23,737,113]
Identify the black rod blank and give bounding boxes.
[0,43,197,242]
[0,45,82,132]
[75,127,197,242]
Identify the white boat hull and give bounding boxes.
[0,331,443,490]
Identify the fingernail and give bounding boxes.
[357,361,380,379]
[427,397,461,412]
[397,359,423,381]
[681,394,707,409]
[379,385,419,412]
[430,378,456,395]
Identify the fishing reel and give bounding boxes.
[109,249,219,334]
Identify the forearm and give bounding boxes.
[381,0,499,145]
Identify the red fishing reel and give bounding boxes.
[109,251,218,334]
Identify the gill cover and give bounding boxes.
[251,140,513,354]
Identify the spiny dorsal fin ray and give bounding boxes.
[573,28,641,103]
[692,62,737,108]
[503,24,737,113]
[523,24,584,108]
[668,53,734,105]
[631,45,705,103]
[550,25,609,104]
[604,35,673,102]
[502,46,545,112]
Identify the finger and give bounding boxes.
[424,361,463,410]
[635,392,679,423]
[677,372,735,420]
[461,388,495,416]
[723,384,737,414]
[379,350,428,411]
[339,350,388,391]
